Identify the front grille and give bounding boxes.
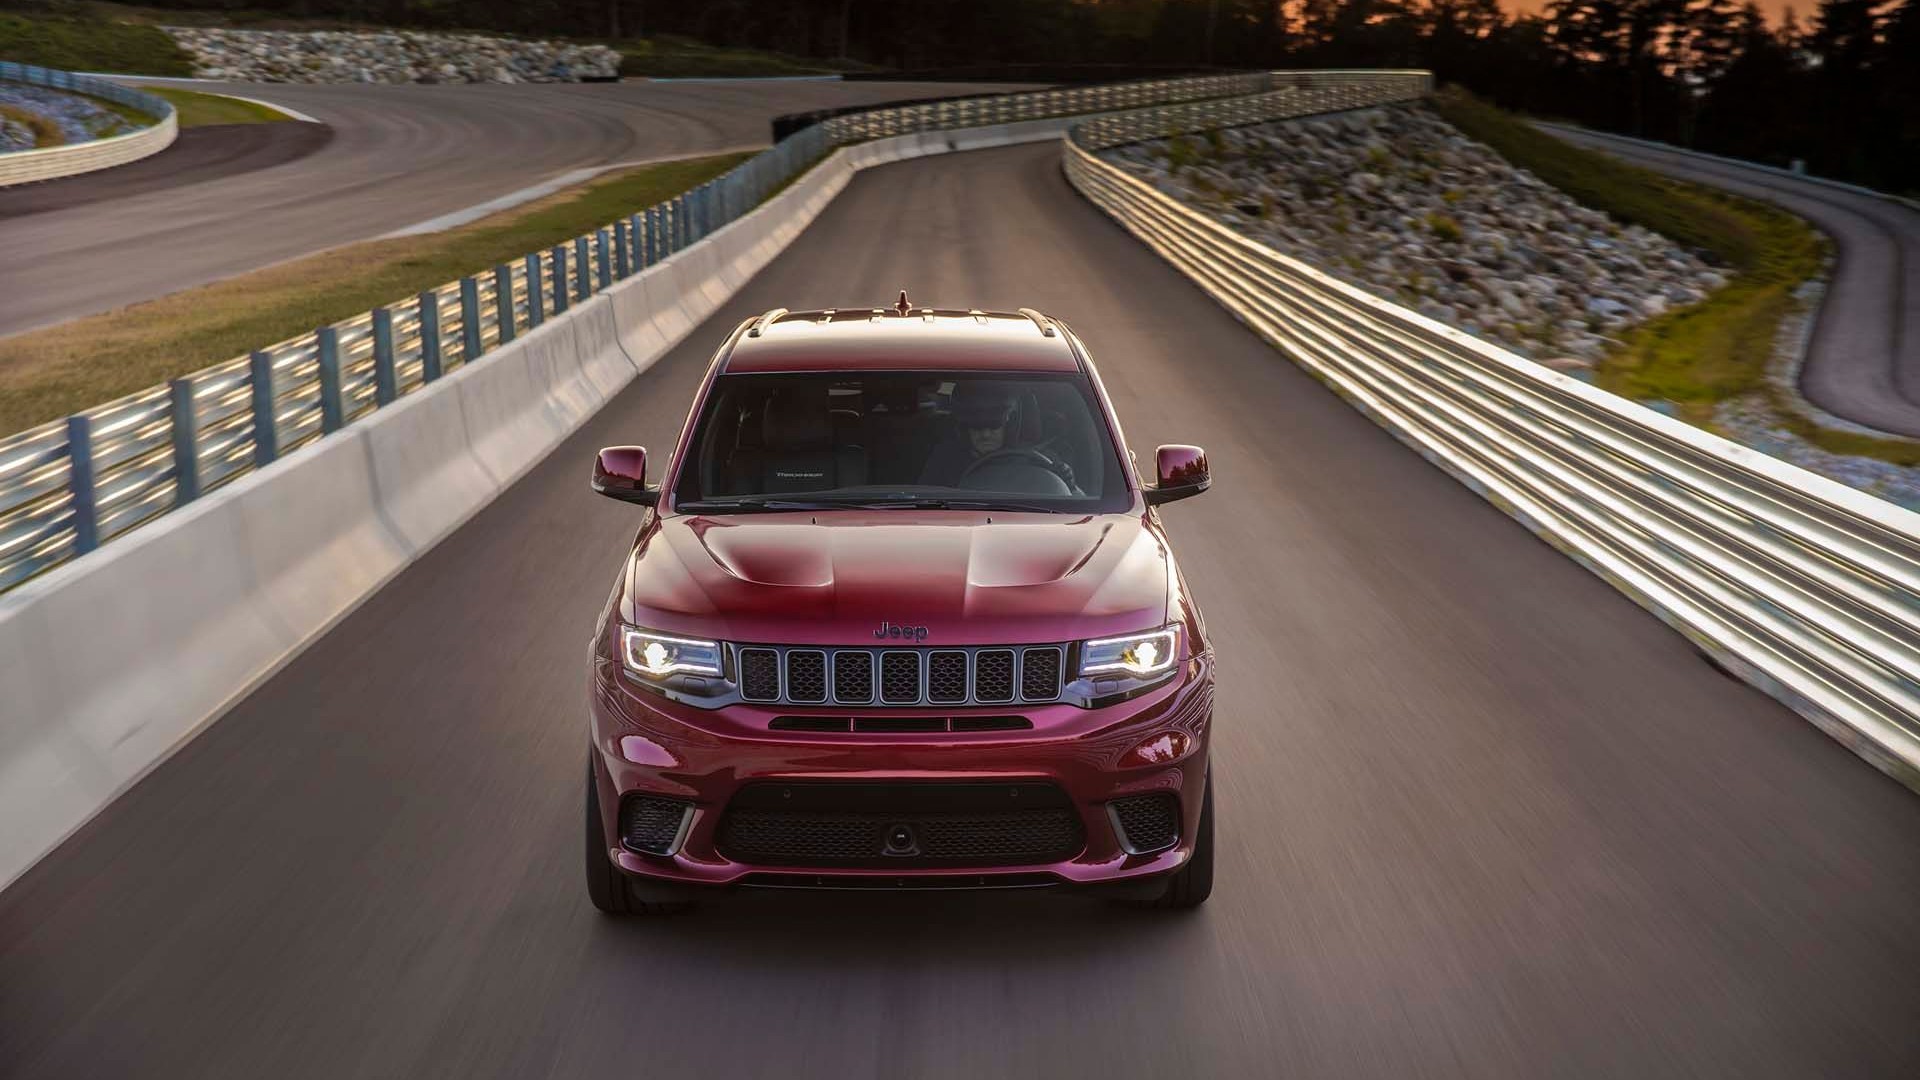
[787,651,827,703]
[881,651,921,704]
[619,793,692,855]
[974,650,1015,703]
[928,651,967,703]
[1021,649,1062,701]
[735,644,1067,707]
[834,651,873,703]
[717,782,1085,868]
[1109,793,1180,854]
[740,648,780,701]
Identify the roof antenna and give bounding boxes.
[895,290,912,316]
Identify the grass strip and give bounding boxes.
[137,85,293,126]
[1433,89,1920,464]
[0,103,66,147]
[0,11,192,76]
[0,150,752,437]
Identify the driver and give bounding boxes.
[918,383,1016,487]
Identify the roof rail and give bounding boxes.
[746,308,789,338]
[1016,307,1057,337]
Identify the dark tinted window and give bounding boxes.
[672,371,1130,512]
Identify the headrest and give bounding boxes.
[761,385,833,450]
[952,382,1015,428]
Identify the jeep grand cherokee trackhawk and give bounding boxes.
[584,299,1214,914]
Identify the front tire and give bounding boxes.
[584,755,692,916]
[1145,776,1214,910]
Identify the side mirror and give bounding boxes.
[592,446,657,506]
[1145,444,1209,506]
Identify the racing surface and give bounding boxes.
[4,143,1919,1078]
[1548,127,1920,438]
[0,79,1033,339]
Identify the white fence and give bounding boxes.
[1063,82,1920,792]
[0,62,178,186]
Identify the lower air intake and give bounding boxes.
[1109,794,1180,854]
[619,793,691,855]
[717,782,1084,869]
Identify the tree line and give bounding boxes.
[115,0,1920,192]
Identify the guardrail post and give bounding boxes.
[459,277,482,363]
[66,415,99,555]
[372,307,397,405]
[249,350,278,467]
[494,264,516,344]
[645,207,661,265]
[316,326,344,434]
[551,246,569,315]
[613,221,629,279]
[574,235,592,299]
[418,293,442,382]
[525,254,544,329]
[168,379,200,505]
[595,229,612,291]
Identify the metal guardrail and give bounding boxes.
[0,62,178,187]
[0,69,1307,594]
[1063,76,1920,786]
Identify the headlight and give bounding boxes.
[1079,625,1180,677]
[621,627,723,679]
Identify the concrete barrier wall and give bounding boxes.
[0,115,1081,891]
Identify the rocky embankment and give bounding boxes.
[1102,106,1724,366]
[0,83,139,152]
[164,27,620,84]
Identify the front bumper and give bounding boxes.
[587,654,1213,890]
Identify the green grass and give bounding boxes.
[137,84,292,126]
[0,102,65,146]
[0,150,753,437]
[1432,88,1920,464]
[0,11,192,76]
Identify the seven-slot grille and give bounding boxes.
[734,644,1066,707]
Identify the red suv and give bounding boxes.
[585,302,1214,913]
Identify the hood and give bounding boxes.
[623,512,1170,646]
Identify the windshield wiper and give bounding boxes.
[848,497,1063,513]
[677,496,851,512]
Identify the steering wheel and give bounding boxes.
[958,447,1078,492]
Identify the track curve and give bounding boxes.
[0,79,1035,339]
[2,142,1918,1079]
[1547,127,1920,438]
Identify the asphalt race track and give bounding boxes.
[3,143,1919,1078]
[0,79,1031,339]
[1549,128,1920,438]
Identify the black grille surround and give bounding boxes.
[1108,793,1180,855]
[717,782,1085,869]
[734,643,1067,708]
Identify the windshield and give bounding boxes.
[671,370,1132,513]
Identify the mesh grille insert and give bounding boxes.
[1020,648,1062,701]
[1110,793,1180,854]
[833,651,874,703]
[740,648,779,702]
[974,650,1015,703]
[718,782,1084,868]
[786,651,827,703]
[619,794,689,855]
[927,651,968,704]
[881,651,921,704]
